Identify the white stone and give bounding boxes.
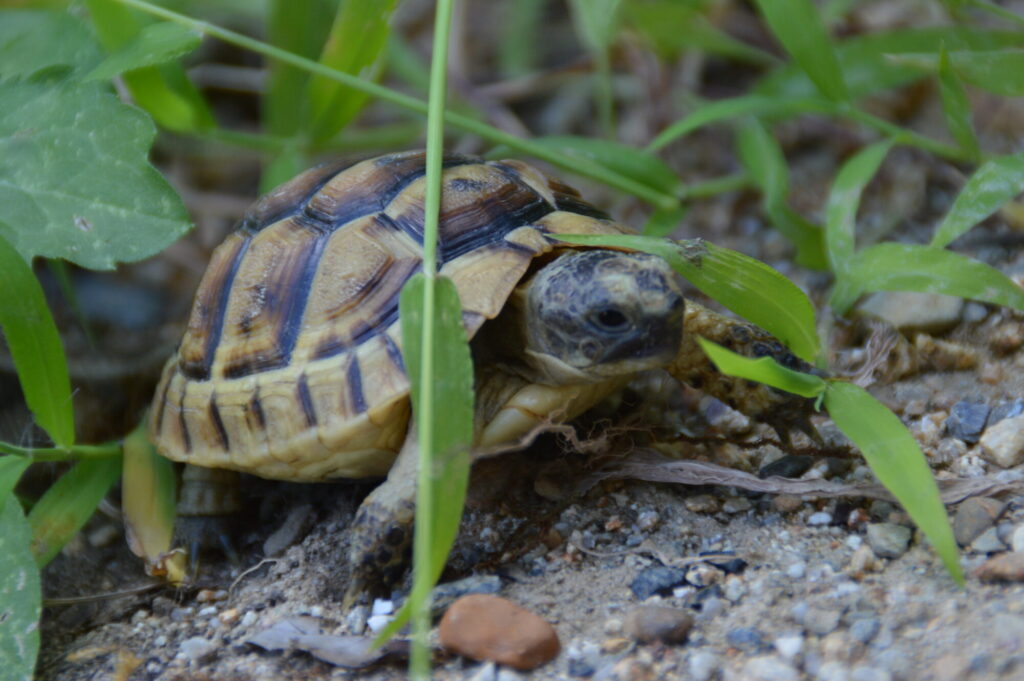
[371,598,394,616]
[1011,525,1024,553]
[980,415,1024,468]
[857,292,963,334]
[689,650,720,681]
[774,634,805,660]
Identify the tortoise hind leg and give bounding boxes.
[343,428,419,608]
[176,464,242,570]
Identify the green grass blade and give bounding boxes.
[931,154,1024,248]
[0,457,31,500]
[825,140,892,273]
[824,382,963,584]
[625,1,775,65]
[554,234,820,362]
[0,233,74,448]
[306,0,399,145]
[697,338,826,398]
[27,456,122,566]
[937,46,980,161]
[892,49,1024,96]
[567,0,623,136]
[752,0,848,102]
[498,0,545,76]
[643,205,687,237]
[86,22,202,81]
[845,243,1024,313]
[0,492,41,681]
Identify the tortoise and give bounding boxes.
[149,150,812,603]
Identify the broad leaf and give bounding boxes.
[306,0,400,144]
[86,22,202,81]
[936,47,979,161]
[555,234,820,362]
[697,338,826,398]
[0,10,102,79]
[844,243,1024,313]
[28,456,122,566]
[825,382,963,584]
[0,79,191,269]
[753,0,848,102]
[0,493,41,681]
[931,154,1024,248]
[0,232,73,448]
[0,456,31,501]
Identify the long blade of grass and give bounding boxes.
[85,22,202,81]
[115,0,677,210]
[0,233,73,448]
[891,50,1024,97]
[824,382,963,584]
[844,243,1024,313]
[27,456,121,566]
[306,0,399,144]
[752,0,848,102]
[825,140,892,273]
[499,0,546,77]
[568,0,623,136]
[931,153,1024,248]
[0,492,41,681]
[555,234,820,363]
[696,338,827,398]
[936,46,980,161]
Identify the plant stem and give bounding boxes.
[0,441,122,461]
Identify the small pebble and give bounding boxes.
[179,637,216,663]
[240,611,258,628]
[969,527,1006,554]
[786,562,807,579]
[774,634,804,660]
[850,665,892,681]
[945,401,990,444]
[603,617,623,636]
[773,495,804,513]
[371,598,394,617]
[629,566,688,600]
[468,661,497,681]
[952,497,1006,546]
[726,627,765,650]
[688,650,719,681]
[989,399,1024,426]
[600,637,630,654]
[723,496,753,513]
[686,563,723,588]
[759,455,814,479]
[218,608,239,625]
[723,575,747,603]
[636,510,660,531]
[197,606,217,617]
[973,551,1024,582]
[979,415,1024,468]
[743,654,800,681]
[623,605,694,644]
[684,494,720,513]
[367,614,392,632]
[857,291,963,334]
[866,523,912,559]
[566,641,601,678]
[802,607,841,636]
[1011,525,1024,553]
[439,594,560,670]
[850,618,881,643]
[807,512,833,526]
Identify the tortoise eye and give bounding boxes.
[595,307,630,331]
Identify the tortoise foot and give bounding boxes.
[175,514,240,574]
[342,496,415,609]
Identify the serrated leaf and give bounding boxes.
[0,493,41,681]
[122,423,183,583]
[86,23,202,81]
[0,456,31,501]
[0,10,103,79]
[0,79,191,269]
[648,94,831,152]
[27,456,122,566]
[643,205,687,237]
[931,154,1024,248]
[306,0,399,144]
[937,46,979,160]
[824,382,963,584]
[554,234,820,362]
[506,135,683,196]
[756,27,1023,100]
[892,49,1024,96]
[825,141,893,273]
[843,243,1024,313]
[697,338,826,398]
[753,0,848,102]
[0,232,73,448]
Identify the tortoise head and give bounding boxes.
[522,249,684,383]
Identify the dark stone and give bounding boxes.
[568,656,596,678]
[629,566,688,600]
[759,454,813,479]
[704,556,748,575]
[725,627,766,651]
[990,399,1024,427]
[946,401,990,443]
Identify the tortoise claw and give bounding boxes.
[175,515,240,575]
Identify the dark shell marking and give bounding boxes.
[149,151,628,480]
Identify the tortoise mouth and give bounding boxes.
[583,300,684,374]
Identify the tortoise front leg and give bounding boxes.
[176,464,242,569]
[343,427,419,608]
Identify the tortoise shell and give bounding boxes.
[149,151,629,481]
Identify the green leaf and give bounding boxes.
[931,154,1024,248]
[0,233,73,448]
[648,94,832,152]
[756,27,1023,100]
[697,338,826,398]
[842,243,1024,314]
[306,0,399,144]
[0,9,103,79]
[625,0,774,64]
[568,0,623,54]
[499,0,546,77]
[936,46,979,161]
[86,22,202,81]
[0,456,31,501]
[768,205,829,270]
[825,141,893,273]
[0,79,192,269]
[503,135,683,196]
[753,0,848,102]
[27,456,122,566]
[554,234,820,363]
[892,49,1024,96]
[0,493,41,681]
[824,382,963,584]
[643,205,687,237]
